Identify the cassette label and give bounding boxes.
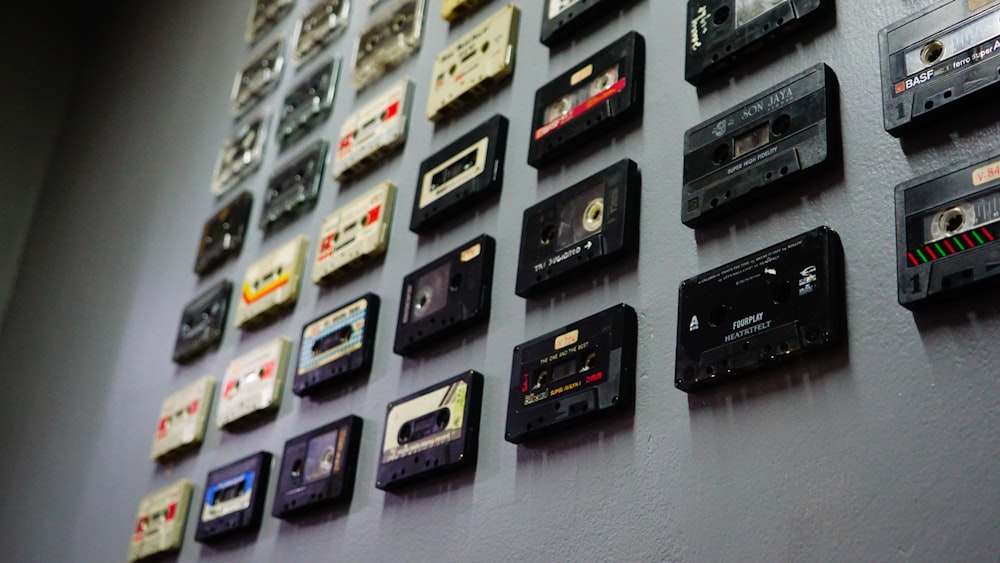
[675,227,845,392]
[376,371,483,490]
[235,235,309,329]
[394,235,495,355]
[528,31,644,169]
[195,191,252,276]
[172,280,232,364]
[312,181,396,284]
[231,38,286,117]
[292,0,351,66]
[333,78,413,181]
[261,140,328,233]
[441,0,489,22]
[516,159,640,297]
[352,0,426,89]
[278,59,340,150]
[541,0,626,47]
[151,376,215,461]
[246,0,293,43]
[128,480,193,562]
[294,294,379,396]
[217,336,290,428]
[195,451,272,542]
[682,64,839,227]
[505,304,637,443]
[426,4,520,121]
[211,113,269,197]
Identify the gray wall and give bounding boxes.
[1,1,998,561]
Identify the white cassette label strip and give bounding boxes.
[217,337,290,428]
[312,181,396,283]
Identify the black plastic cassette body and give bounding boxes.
[528,31,645,169]
[278,59,340,151]
[879,0,1000,136]
[195,192,253,276]
[394,235,495,356]
[292,0,351,66]
[376,371,483,491]
[261,140,328,233]
[505,304,637,444]
[896,152,1000,308]
[675,226,844,392]
[273,416,363,518]
[516,159,640,297]
[685,0,830,86]
[294,293,379,396]
[195,451,272,543]
[541,0,624,47]
[410,114,509,234]
[682,64,839,228]
[173,280,232,364]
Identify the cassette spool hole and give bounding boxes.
[449,273,463,291]
[714,5,730,25]
[291,459,303,478]
[708,304,728,327]
[583,198,604,232]
[540,224,557,245]
[771,280,792,304]
[938,208,965,234]
[582,351,598,371]
[771,114,791,137]
[920,40,945,66]
[712,143,730,165]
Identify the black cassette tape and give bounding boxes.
[172,280,232,364]
[410,114,509,234]
[896,152,1000,308]
[376,371,483,491]
[879,0,1000,137]
[195,451,272,543]
[505,304,637,444]
[682,64,839,228]
[541,0,625,47]
[675,226,844,392]
[294,293,379,396]
[261,140,328,233]
[685,0,831,86]
[195,192,253,276]
[277,59,340,151]
[272,416,363,518]
[516,159,640,297]
[528,31,645,169]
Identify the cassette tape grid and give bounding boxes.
[351,0,426,89]
[128,479,193,562]
[292,0,351,67]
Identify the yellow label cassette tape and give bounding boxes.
[441,0,491,22]
[235,235,309,329]
[426,3,519,121]
[216,336,290,428]
[150,376,215,462]
[312,181,397,284]
[333,78,414,181]
[127,479,193,562]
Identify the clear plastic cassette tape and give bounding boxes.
[150,376,215,462]
[351,0,426,89]
[235,235,309,329]
[211,112,269,196]
[128,479,193,562]
[312,181,396,284]
[293,0,351,66]
[333,78,414,181]
[261,140,328,233]
[246,0,294,43]
[216,336,290,428]
[231,37,286,117]
[277,59,340,150]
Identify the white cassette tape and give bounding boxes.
[216,337,290,428]
[231,37,286,117]
[333,78,413,181]
[292,0,351,66]
[235,235,309,329]
[426,3,519,121]
[127,479,193,562]
[441,0,489,21]
[150,376,215,461]
[211,112,269,196]
[246,0,294,43]
[312,181,397,284]
[351,0,426,89]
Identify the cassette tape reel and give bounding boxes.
[292,0,351,66]
[231,37,286,117]
[675,227,845,393]
[246,0,294,44]
[217,336,290,428]
[235,235,309,329]
[295,294,379,396]
[195,451,273,543]
[441,0,490,22]
[682,64,839,228]
[273,416,363,518]
[173,280,232,364]
[312,181,397,284]
[506,304,637,444]
[896,152,1000,308]
[277,59,340,151]
[211,112,269,197]
[376,371,483,491]
[426,4,520,122]
[261,140,328,233]
[150,376,215,462]
[128,480,193,562]
[528,31,645,169]
[195,191,252,276]
[333,78,414,181]
[352,0,426,89]
[541,0,629,47]
[394,235,495,356]
[516,159,640,297]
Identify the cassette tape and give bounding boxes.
[675,226,845,393]
[195,451,273,543]
[312,181,397,284]
[295,294,379,396]
[217,336,290,428]
[261,140,328,233]
[127,479,193,562]
[292,0,351,66]
[172,280,232,364]
[210,112,269,197]
[505,304,637,444]
[685,0,831,86]
[235,235,309,329]
[896,152,1000,308]
[541,0,625,47]
[195,191,253,276]
[879,0,1000,136]
[426,4,520,122]
[277,59,340,151]
[515,159,640,298]
[410,114,508,234]
[351,0,426,89]
[246,0,294,44]
[441,0,490,22]
[150,376,215,462]
[682,64,839,228]
[393,235,495,356]
[333,78,414,181]
[231,37,286,117]
[272,415,363,518]
[376,370,483,490]
[527,31,645,169]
